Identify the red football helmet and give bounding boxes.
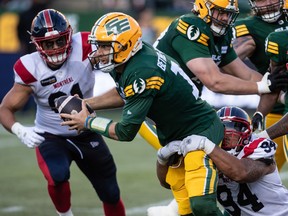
[30,9,73,66]
[217,106,251,155]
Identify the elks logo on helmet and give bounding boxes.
[105,18,131,36]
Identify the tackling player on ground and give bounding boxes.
[157,106,288,216]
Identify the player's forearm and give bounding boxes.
[266,113,288,139]
[209,146,271,183]
[85,88,124,110]
[256,92,279,116]
[208,146,250,182]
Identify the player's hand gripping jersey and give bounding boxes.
[217,137,288,216]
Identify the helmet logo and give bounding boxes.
[105,18,131,36]
[133,78,146,94]
[187,25,200,41]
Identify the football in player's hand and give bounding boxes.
[55,95,94,121]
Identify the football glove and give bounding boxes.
[157,141,181,165]
[251,111,263,132]
[257,72,288,94]
[180,134,215,156]
[11,122,45,148]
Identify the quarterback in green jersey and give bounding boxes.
[61,12,227,216]
[234,0,288,171]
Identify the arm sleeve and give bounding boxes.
[115,96,154,141]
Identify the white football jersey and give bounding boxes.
[13,32,95,136]
[217,138,288,216]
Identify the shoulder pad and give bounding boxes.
[237,138,277,160]
[176,15,211,46]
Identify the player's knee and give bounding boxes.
[190,193,220,215]
[50,169,70,185]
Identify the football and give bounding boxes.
[55,95,94,121]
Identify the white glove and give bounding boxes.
[180,134,215,156]
[157,141,181,165]
[251,130,270,140]
[257,72,271,94]
[11,122,45,148]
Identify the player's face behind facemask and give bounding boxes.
[192,0,239,36]
[30,9,73,69]
[88,12,143,73]
[249,0,283,23]
[217,106,251,156]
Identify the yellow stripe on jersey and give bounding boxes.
[124,76,164,97]
[146,76,164,90]
[197,33,209,46]
[235,24,249,37]
[266,41,279,54]
[124,85,134,97]
[176,19,189,35]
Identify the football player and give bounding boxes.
[62,11,227,216]
[0,9,125,216]
[158,106,288,216]
[234,0,288,171]
[139,0,288,214]
[251,25,288,147]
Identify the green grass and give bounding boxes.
[0,109,287,216]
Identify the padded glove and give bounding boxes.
[180,134,215,156]
[251,111,263,132]
[157,141,181,165]
[257,72,288,94]
[11,122,45,148]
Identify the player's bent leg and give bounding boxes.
[166,162,193,215]
[138,120,162,150]
[185,151,223,216]
[266,113,286,170]
[36,139,73,214]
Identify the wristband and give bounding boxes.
[84,116,93,128]
[89,117,113,137]
[278,92,286,104]
[203,138,216,155]
[11,122,22,136]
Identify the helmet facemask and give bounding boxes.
[32,29,72,66]
[221,117,251,156]
[193,0,239,36]
[209,5,239,36]
[30,9,73,67]
[249,0,283,23]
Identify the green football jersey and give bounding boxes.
[265,30,288,113]
[235,14,288,114]
[265,30,288,65]
[154,13,237,94]
[110,42,223,145]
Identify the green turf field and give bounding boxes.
[0,108,287,216]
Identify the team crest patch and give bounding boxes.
[133,78,146,94]
[187,25,200,41]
